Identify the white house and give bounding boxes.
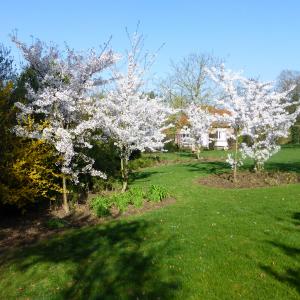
[175,106,233,150]
[175,126,232,150]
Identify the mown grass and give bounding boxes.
[0,147,299,299]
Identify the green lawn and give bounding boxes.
[0,148,300,299]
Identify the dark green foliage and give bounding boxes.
[147,184,168,202]
[89,195,111,217]
[129,149,142,160]
[86,139,121,192]
[0,44,15,82]
[112,193,132,213]
[164,141,179,152]
[45,218,69,229]
[129,155,160,170]
[129,186,145,208]
[290,125,300,144]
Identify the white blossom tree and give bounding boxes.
[239,79,299,171]
[93,32,172,192]
[12,36,118,213]
[185,104,215,159]
[208,65,299,179]
[207,65,250,181]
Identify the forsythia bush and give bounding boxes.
[0,139,63,208]
[0,82,62,209]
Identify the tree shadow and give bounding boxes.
[129,170,163,183]
[176,152,195,158]
[1,220,182,299]
[183,161,229,175]
[293,212,300,226]
[281,144,300,149]
[266,162,300,173]
[259,212,300,294]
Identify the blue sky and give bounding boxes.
[1,0,299,83]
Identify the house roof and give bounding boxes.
[202,105,231,116]
[175,105,232,133]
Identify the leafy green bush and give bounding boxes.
[91,177,120,193]
[129,155,160,170]
[164,141,179,152]
[112,193,132,213]
[90,185,169,217]
[147,185,168,202]
[90,195,111,217]
[45,218,68,229]
[290,125,300,144]
[129,187,145,208]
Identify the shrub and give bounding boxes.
[147,185,168,202]
[91,177,120,193]
[129,149,142,160]
[90,195,111,217]
[129,187,145,208]
[90,185,169,217]
[45,218,68,229]
[112,193,132,213]
[164,141,179,152]
[290,125,300,144]
[129,155,160,170]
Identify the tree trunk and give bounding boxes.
[120,156,129,193]
[196,147,201,160]
[254,160,263,173]
[233,134,239,183]
[62,175,70,214]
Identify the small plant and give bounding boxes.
[90,185,170,218]
[112,193,132,213]
[129,187,146,208]
[45,218,68,229]
[90,195,111,217]
[147,185,168,202]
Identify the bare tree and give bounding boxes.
[159,53,223,107]
[277,69,300,93]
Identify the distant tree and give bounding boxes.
[0,44,15,83]
[240,79,299,171]
[277,70,300,122]
[185,104,215,159]
[159,53,223,107]
[209,65,300,178]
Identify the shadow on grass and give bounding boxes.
[176,152,195,158]
[183,161,230,175]
[1,220,181,299]
[129,170,163,183]
[281,144,300,149]
[266,162,300,173]
[260,212,300,294]
[293,212,300,226]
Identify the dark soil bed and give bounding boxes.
[109,197,176,218]
[0,197,175,253]
[198,171,300,189]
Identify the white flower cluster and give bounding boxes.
[12,36,118,182]
[90,32,172,164]
[185,104,215,149]
[12,34,172,186]
[226,153,244,170]
[208,65,300,171]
